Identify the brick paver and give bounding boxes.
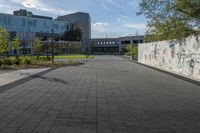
[0,55,200,133]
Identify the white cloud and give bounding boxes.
[9,0,74,15]
[123,23,147,30]
[92,22,110,33]
[101,0,126,10]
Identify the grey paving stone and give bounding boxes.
[0,56,199,133]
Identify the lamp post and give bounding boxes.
[51,28,54,64]
[46,42,49,59]
[23,39,25,57]
[45,36,49,59]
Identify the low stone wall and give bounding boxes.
[138,36,200,79]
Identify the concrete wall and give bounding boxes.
[138,36,200,79]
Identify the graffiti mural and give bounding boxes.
[138,36,200,79]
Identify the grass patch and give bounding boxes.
[54,55,95,59]
[0,56,83,70]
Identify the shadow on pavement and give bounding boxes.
[20,72,68,85]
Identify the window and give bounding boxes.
[121,40,130,44]
[22,19,26,26]
[44,21,49,28]
[53,23,59,29]
[4,16,11,25]
[33,20,37,27]
[133,40,138,44]
[27,20,33,27]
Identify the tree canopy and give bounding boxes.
[137,0,200,42]
[13,36,20,51]
[62,27,82,41]
[0,27,9,55]
[33,37,42,56]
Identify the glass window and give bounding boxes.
[22,19,26,26]
[44,21,49,28]
[53,23,59,29]
[4,16,11,25]
[27,20,32,27]
[33,20,37,27]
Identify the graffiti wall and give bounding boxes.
[138,36,200,79]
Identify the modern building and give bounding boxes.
[0,9,144,55]
[57,12,91,52]
[90,35,144,54]
[0,10,71,54]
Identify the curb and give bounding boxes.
[127,59,200,87]
[0,67,57,93]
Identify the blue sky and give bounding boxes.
[0,0,147,38]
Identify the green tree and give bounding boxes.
[0,27,9,56]
[137,0,200,42]
[33,37,42,58]
[62,27,82,41]
[13,36,21,58]
[126,44,138,60]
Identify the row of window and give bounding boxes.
[95,40,143,45]
[121,40,143,44]
[97,41,116,45]
[0,15,70,33]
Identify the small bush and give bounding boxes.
[24,57,32,65]
[0,55,81,69]
[4,57,16,65]
[19,57,26,65]
[0,59,4,66]
[15,58,20,65]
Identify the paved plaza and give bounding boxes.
[0,56,200,133]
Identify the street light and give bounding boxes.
[51,28,54,64]
[23,38,25,57]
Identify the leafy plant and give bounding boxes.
[33,37,42,58]
[13,36,21,58]
[0,27,9,56]
[137,0,200,42]
[126,44,138,60]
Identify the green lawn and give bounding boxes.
[54,55,95,59]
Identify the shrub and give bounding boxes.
[4,57,16,65]
[0,59,3,66]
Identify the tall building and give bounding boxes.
[56,12,91,52]
[0,12,71,54]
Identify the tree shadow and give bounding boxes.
[20,72,68,85]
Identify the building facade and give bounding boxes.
[57,12,91,52]
[0,11,71,54]
[0,9,144,55]
[90,35,144,54]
